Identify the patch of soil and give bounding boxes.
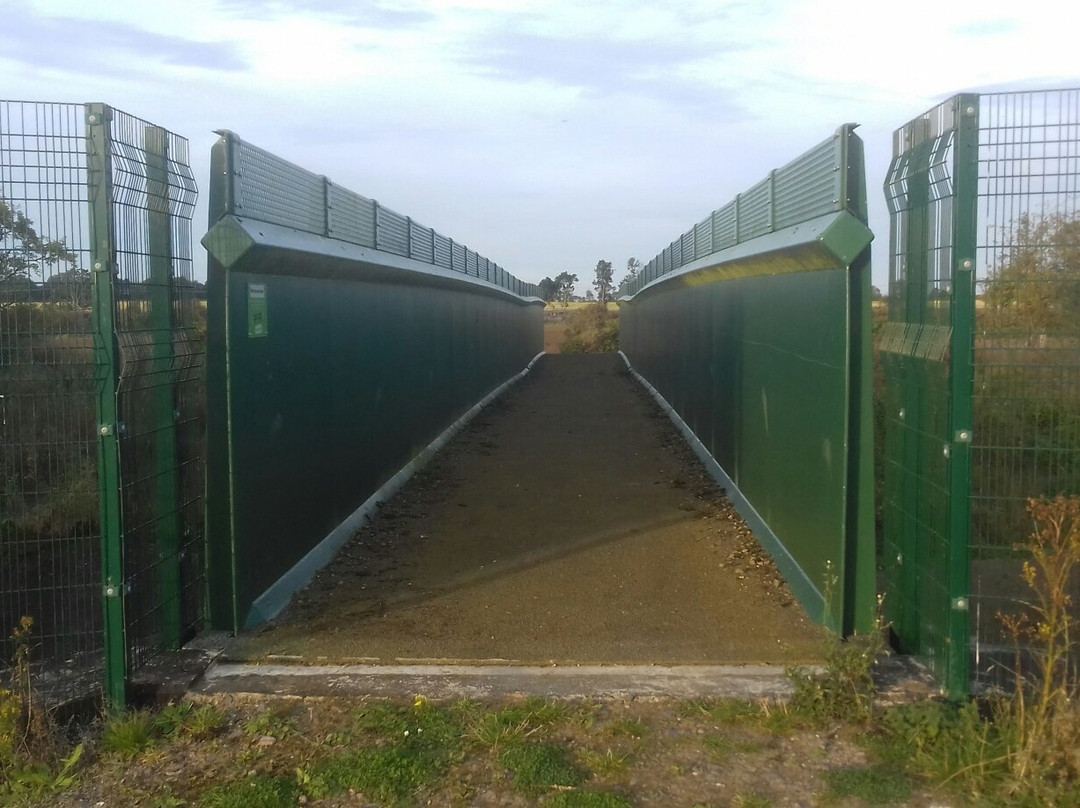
[233,354,825,665]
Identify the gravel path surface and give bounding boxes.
[232,353,825,665]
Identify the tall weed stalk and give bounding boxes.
[998,495,1080,790]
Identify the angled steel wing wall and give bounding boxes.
[618,125,876,635]
[203,132,543,632]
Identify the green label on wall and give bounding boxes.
[248,283,268,338]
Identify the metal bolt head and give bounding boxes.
[105,586,116,597]
[898,408,905,420]
[958,430,971,442]
[100,425,111,436]
[88,114,98,124]
[943,444,951,458]
[962,259,973,270]
[965,105,976,116]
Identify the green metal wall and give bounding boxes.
[619,126,876,635]
[204,133,542,632]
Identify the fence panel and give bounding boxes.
[881,89,1080,697]
[969,90,1080,689]
[0,101,202,707]
[0,101,101,704]
[94,107,205,696]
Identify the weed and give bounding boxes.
[577,746,632,776]
[787,621,885,725]
[605,717,647,739]
[733,794,773,808]
[0,617,84,800]
[156,701,226,741]
[702,733,761,761]
[998,496,1080,791]
[313,745,438,805]
[243,708,297,740]
[543,789,633,807]
[679,698,765,725]
[498,740,584,795]
[468,697,568,748]
[200,773,297,808]
[823,765,913,804]
[102,710,156,758]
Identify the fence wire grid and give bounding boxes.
[0,100,204,705]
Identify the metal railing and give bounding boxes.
[621,130,847,296]
[216,131,538,298]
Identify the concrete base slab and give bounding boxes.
[195,662,799,701]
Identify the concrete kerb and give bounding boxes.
[194,662,802,701]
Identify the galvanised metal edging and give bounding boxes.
[202,215,543,306]
[222,131,325,235]
[618,209,871,302]
[639,126,854,279]
[211,131,532,294]
[327,182,376,247]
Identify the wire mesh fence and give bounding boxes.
[882,89,1080,696]
[0,101,102,703]
[0,100,203,706]
[103,107,205,679]
[969,89,1080,688]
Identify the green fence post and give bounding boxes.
[946,95,979,699]
[146,125,183,650]
[87,103,127,708]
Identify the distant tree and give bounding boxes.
[538,276,559,303]
[0,198,77,290]
[553,271,578,306]
[593,259,613,305]
[624,257,640,285]
[44,267,92,307]
[984,213,1080,332]
[585,289,595,301]
[871,285,884,301]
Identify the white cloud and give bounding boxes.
[2,0,1078,286]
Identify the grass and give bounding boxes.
[497,740,584,794]
[823,765,913,804]
[6,506,1079,807]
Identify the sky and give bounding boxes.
[2,0,1078,292]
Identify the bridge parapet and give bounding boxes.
[619,126,876,637]
[203,134,542,632]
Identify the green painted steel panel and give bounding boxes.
[204,136,542,632]
[619,125,875,635]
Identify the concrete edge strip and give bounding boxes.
[244,351,548,629]
[199,663,798,700]
[617,351,825,623]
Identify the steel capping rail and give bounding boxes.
[215,130,539,299]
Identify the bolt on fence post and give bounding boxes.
[945,94,980,700]
[87,103,128,709]
[146,124,184,651]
